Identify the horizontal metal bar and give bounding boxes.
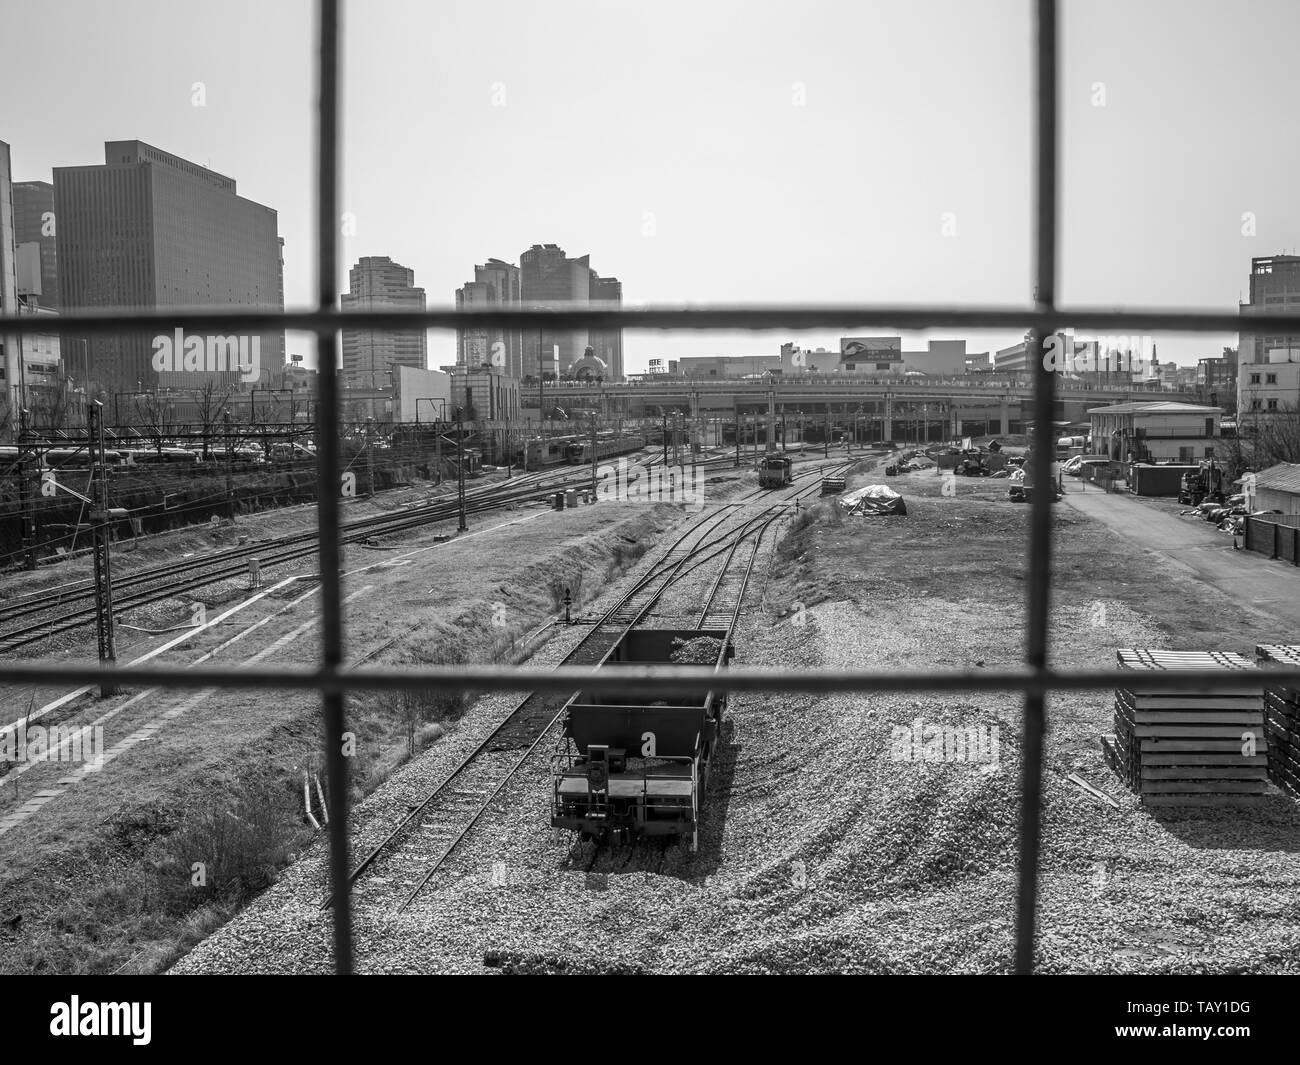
[0,661,1293,696]
[0,303,1291,338]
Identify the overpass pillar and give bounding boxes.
[883,394,893,442]
[999,400,1011,436]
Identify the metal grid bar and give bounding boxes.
[1018,0,1058,974]
[0,662,1290,696]
[0,0,1271,974]
[314,0,352,978]
[2,304,1296,337]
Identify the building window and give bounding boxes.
[1267,373,1277,384]
[1252,400,1262,410]
[1250,373,1261,384]
[1268,399,1279,410]
[845,363,856,370]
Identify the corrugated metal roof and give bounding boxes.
[1085,401,1223,415]
[1255,462,1300,495]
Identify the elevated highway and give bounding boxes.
[526,377,1198,437]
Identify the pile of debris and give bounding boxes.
[835,484,907,517]
[1101,648,1268,806]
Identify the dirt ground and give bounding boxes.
[166,459,1300,975]
[0,459,751,974]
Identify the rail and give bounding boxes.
[3,0,1299,974]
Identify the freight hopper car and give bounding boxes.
[551,628,734,850]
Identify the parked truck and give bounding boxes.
[1177,459,1226,506]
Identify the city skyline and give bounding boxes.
[3,0,1298,376]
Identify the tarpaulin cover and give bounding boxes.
[837,483,908,516]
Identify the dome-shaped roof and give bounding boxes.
[569,351,608,380]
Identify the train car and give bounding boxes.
[120,447,201,466]
[758,452,792,488]
[565,431,646,465]
[40,447,128,469]
[518,434,579,471]
[550,627,733,851]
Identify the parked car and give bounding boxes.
[1062,456,1109,477]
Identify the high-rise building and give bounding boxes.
[455,258,522,376]
[456,244,624,381]
[13,181,58,310]
[1,142,64,419]
[588,270,623,380]
[1238,255,1300,416]
[518,244,624,380]
[54,140,284,394]
[0,140,20,411]
[519,244,589,381]
[340,256,427,390]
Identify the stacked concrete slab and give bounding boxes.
[1254,645,1300,799]
[1102,649,1268,806]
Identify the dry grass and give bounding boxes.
[0,500,688,974]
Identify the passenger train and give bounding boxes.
[517,431,647,471]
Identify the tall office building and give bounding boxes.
[13,181,58,310]
[0,141,19,411]
[340,256,427,390]
[588,270,623,380]
[455,258,523,377]
[1238,255,1300,416]
[516,244,623,380]
[54,140,284,394]
[519,244,588,380]
[0,143,63,417]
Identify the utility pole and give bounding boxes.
[504,407,512,480]
[88,401,118,698]
[661,411,668,466]
[17,407,36,570]
[824,409,829,458]
[434,416,442,486]
[365,416,375,497]
[223,410,235,518]
[456,406,467,531]
[590,412,598,500]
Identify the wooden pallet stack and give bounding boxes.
[1254,645,1300,799]
[1101,649,1268,806]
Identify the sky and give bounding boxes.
[3,0,1298,373]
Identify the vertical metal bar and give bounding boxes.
[1017,0,1058,976]
[314,0,352,976]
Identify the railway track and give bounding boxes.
[0,463,637,653]
[324,460,850,913]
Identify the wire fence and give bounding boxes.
[4,0,1300,974]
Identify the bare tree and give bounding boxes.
[193,380,234,458]
[134,391,178,449]
[1216,403,1300,482]
[30,385,73,434]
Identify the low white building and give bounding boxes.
[1087,400,1221,463]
